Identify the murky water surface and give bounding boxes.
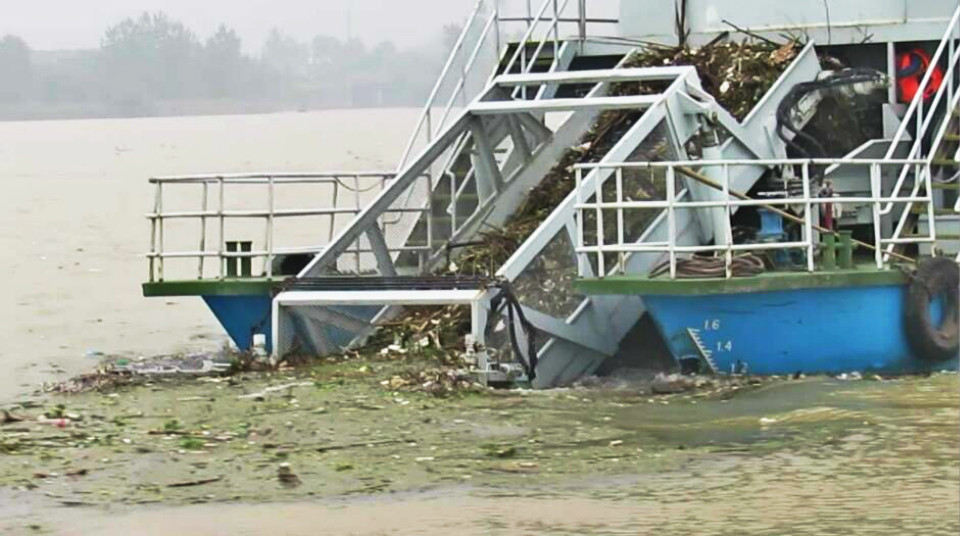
[0,109,417,401]
[0,111,956,534]
[1,372,956,535]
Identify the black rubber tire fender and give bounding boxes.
[904,257,959,362]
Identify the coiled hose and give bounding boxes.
[649,253,766,279]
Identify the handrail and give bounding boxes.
[880,5,960,259]
[574,159,933,279]
[880,4,959,211]
[397,0,488,170]
[884,5,960,160]
[146,172,410,283]
[399,0,591,169]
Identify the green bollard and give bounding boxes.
[838,231,855,270]
[820,234,837,271]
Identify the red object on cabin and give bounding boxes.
[897,49,944,102]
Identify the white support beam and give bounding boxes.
[276,289,487,307]
[494,66,693,87]
[506,115,533,163]
[469,117,504,202]
[515,112,554,142]
[470,94,662,115]
[366,226,397,277]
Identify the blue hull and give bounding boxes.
[644,284,955,375]
[203,295,273,351]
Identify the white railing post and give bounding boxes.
[218,176,225,279]
[493,0,501,56]
[924,162,937,253]
[801,163,814,272]
[870,163,883,269]
[267,176,275,278]
[615,167,624,272]
[595,163,605,277]
[552,0,560,58]
[723,163,732,279]
[149,182,160,283]
[576,167,586,276]
[666,165,677,279]
[578,0,587,46]
[354,175,362,274]
[157,182,164,282]
[198,181,208,279]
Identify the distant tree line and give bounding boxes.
[0,13,459,119]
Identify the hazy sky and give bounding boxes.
[0,0,478,51]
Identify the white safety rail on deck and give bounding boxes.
[145,172,432,282]
[882,4,960,260]
[574,159,936,279]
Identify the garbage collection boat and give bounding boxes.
[143,0,960,386]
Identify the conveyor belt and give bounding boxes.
[285,275,495,292]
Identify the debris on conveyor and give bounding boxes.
[343,40,809,385]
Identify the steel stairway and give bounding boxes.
[272,37,825,386]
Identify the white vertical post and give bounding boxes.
[924,162,937,250]
[218,176,225,279]
[595,165,605,277]
[354,175,362,274]
[801,163,814,272]
[576,167,586,276]
[666,166,677,279]
[157,182,165,282]
[722,164,732,279]
[578,0,587,47]
[425,174,434,269]
[870,163,883,269]
[267,176,275,279]
[329,179,340,243]
[494,1,501,60]
[917,99,924,145]
[198,181,208,279]
[150,182,159,283]
[552,0,559,58]
[615,167,624,271]
[450,170,459,233]
[886,42,897,105]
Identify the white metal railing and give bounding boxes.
[882,4,960,259]
[955,194,960,262]
[145,172,436,282]
[574,159,935,279]
[397,0,617,170]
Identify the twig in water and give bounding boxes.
[166,476,223,488]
